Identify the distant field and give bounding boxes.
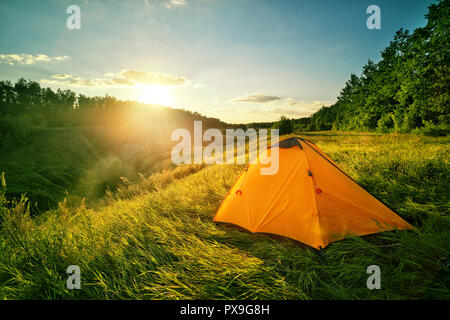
[0,132,448,299]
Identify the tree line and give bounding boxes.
[0,78,228,136]
[268,0,448,136]
[305,0,449,134]
[1,1,448,137]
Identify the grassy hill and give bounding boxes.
[0,127,99,211]
[0,132,448,299]
[0,101,232,212]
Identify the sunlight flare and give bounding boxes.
[137,84,172,106]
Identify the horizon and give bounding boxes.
[0,0,434,124]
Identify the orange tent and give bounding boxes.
[213,136,412,249]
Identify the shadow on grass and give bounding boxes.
[206,218,449,300]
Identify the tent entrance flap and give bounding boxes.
[270,137,303,149]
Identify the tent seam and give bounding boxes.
[297,139,326,249]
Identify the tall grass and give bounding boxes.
[0,132,448,299]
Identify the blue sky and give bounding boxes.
[0,0,434,123]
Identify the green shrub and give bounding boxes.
[377,113,395,132]
[272,116,293,135]
[414,122,449,137]
[0,116,33,146]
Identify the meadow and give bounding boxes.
[0,131,448,299]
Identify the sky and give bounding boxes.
[0,0,435,124]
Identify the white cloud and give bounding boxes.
[165,0,187,9]
[223,97,333,118]
[232,94,282,103]
[0,54,70,66]
[171,0,186,5]
[52,74,72,80]
[105,69,189,86]
[41,69,189,88]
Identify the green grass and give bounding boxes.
[0,132,449,299]
[0,127,99,211]
[0,125,176,212]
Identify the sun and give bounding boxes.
[137,85,172,106]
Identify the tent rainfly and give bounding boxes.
[213,136,413,249]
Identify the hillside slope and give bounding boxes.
[0,127,99,211]
[0,132,449,299]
